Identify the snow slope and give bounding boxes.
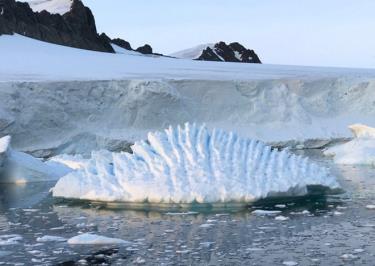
[52,123,339,204]
[324,124,375,165]
[1,34,375,82]
[19,0,73,15]
[1,34,375,153]
[169,43,214,59]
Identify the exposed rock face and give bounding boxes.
[0,0,114,52]
[136,44,153,55]
[197,42,261,63]
[111,38,132,50]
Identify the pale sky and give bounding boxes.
[83,0,375,68]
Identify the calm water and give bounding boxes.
[0,150,375,265]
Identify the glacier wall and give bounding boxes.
[1,77,375,155]
[52,123,339,203]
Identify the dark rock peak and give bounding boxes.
[199,47,222,61]
[111,38,132,50]
[136,44,153,55]
[197,41,261,64]
[0,0,114,53]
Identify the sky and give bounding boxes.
[82,0,375,68]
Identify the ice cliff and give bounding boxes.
[52,123,340,204]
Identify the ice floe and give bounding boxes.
[52,123,339,204]
[324,124,375,165]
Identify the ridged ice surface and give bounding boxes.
[52,123,339,204]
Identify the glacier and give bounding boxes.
[1,35,375,155]
[324,124,375,165]
[52,123,340,204]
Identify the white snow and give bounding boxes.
[110,44,143,56]
[19,0,73,15]
[324,124,375,165]
[67,233,131,245]
[2,34,375,82]
[52,123,339,204]
[169,43,214,59]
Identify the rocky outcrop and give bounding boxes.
[0,0,114,52]
[111,38,132,50]
[197,42,261,63]
[136,44,153,55]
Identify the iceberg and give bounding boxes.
[52,123,339,204]
[324,124,375,165]
[0,136,73,183]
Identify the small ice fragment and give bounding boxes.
[333,211,344,216]
[36,236,66,242]
[252,210,282,216]
[354,248,364,253]
[165,212,198,216]
[366,205,375,209]
[282,261,298,266]
[199,223,214,228]
[275,204,286,208]
[275,215,289,221]
[341,254,358,260]
[133,257,146,264]
[67,233,130,245]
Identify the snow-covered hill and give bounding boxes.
[19,0,72,15]
[1,34,375,154]
[169,43,214,59]
[170,42,261,63]
[1,34,374,82]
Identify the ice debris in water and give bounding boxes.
[324,124,375,165]
[52,123,339,204]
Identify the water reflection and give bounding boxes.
[0,151,374,265]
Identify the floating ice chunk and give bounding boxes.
[52,123,339,204]
[275,215,289,221]
[251,210,282,216]
[36,235,66,242]
[0,235,23,245]
[340,254,358,260]
[0,136,73,183]
[366,205,375,210]
[67,233,131,245]
[324,124,375,165]
[282,261,298,266]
